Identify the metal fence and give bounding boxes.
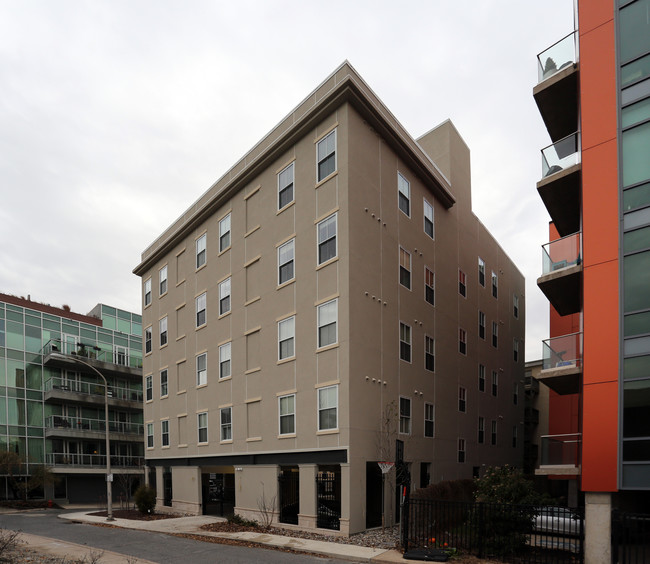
[402,497,584,563]
[316,472,341,530]
[612,510,650,564]
[278,471,299,525]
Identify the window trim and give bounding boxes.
[458,386,467,412]
[478,311,486,340]
[492,371,499,397]
[220,406,232,442]
[145,326,152,354]
[146,422,154,448]
[458,438,466,463]
[492,270,498,298]
[400,322,412,363]
[317,384,338,431]
[278,238,295,285]
[423,198,434,239]
[279,393,296,436]
[316,129,337,182]
[219,277,231,316]
[317,213,337,265]
[196,292,207,328]
[161,419,169,447]
[219,342,231,380]
[196,233,207,270]
[159,316,168,347]
[145,374,153,402]
[278,162,295,210]
[197,412,208,444]
[425,335,435,372]
[317,299,338,349]
[219,213,231,253]
[491,420,498,445]
[459,269,467,297]
[425,267,435,306]
[398,172,411,217]
[196,352,207,387]
[478,257,485,287]
[513,294,519,318]
[478,416,485,444]
[399,396,412,435]
[160,368,168,398]
[144,278,152,306]
[278,316,296,361]
[400,247,412,290]
[478,364,486,392]
[459,328,467,355]
[424,403,435,438]
[492,321,498,348]
[159,265,168,296]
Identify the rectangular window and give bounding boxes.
[279,394,296,435]
[159,265,168,296]
[458,387,467,412]
[219,278,231,315]
[278,316,295,360]
[196,293,206,327]
[145,326,152,354]
[513,383,519,405]
[423,199,434,238]
[196,353,207,386]
[317,299,337,348]
[146,423,154,448]
[478,416,485,444]
[478,311,486,339]
[513,294,519,318]
[145,375,152,401]
[219,213,231,252]
[424,403,434,437]
[317,130,336,181]
[317,213,337,264]
[196,234,206,269]
[398,172,410,216]
[512,426,518,448]
[425,268,435,305]
[458,438,466,463]
[278,239,295,285]
[459,328,467,355]
[278,162,294,209]
[219,342,231,379]
[144,278,152,306]
[159,316,168,347]
[318,385,338,430]
[513,339,519,362]
[491,420,497,445]
[492,322,498,348]
[220,407,232,441]
[492,371,498,397]
[478,258,485,286]
[400,322,411,362]
[198,412,208,444]
[160,369,168,397]
[492,271,498,298]
[400,248,411,289]
[478,364,486,392]
[425,335,435,372]
[161,420,169,447]
[459,269,467,297]
[399,397,411,434]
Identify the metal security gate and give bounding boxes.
[612,510,650,563]
[278,468,299,525]
[316,469,341,530]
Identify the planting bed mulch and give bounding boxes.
[88,509,179,521]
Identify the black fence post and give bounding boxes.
[477,501,485,559]
[401,485,410,552]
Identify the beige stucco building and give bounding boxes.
[133,62,525,535]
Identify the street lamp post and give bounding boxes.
[50,352,114,521]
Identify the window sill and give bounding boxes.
[176,279,186,287]
[218,246,231,257]
[245,296,260,306]
[246,437,262,442]
[160,394,169,400]
[219,376,232,383]
[177,389,186,395]
[277,200,295,215]
[277,278,296,291]
[176,334,185,341]
[145,399,153,404]
[196,264,207,274]
[220,440,233,445]
[317,343,339,354]
[278,433,296,439]
[178,443,187,448]
[161,446,170,450]
[245,367,261,375]
[198,442,209,447]
[277,357,296,366]
[317,429,339,436]
[160,343,168,350]
[316,257,338,271]
[218,311,231,320]
[159,291,168,299]
[196,324,207,331]
[197,383,208,390]
[315,170,338,188]
[245,225,260,238]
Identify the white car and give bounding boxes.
[534,507,582,536]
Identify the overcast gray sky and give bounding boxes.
[0,1,575,360]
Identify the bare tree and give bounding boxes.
[256,482,277,529]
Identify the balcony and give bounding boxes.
[44,377,143,410]
[538,133,581,237]
[536,433,581,476]
[537,232,582,316]
[45,415,143,441]
[534,31,579,142]
[539,333,582,395]
[46,452,144,469]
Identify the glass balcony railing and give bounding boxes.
[45,415,143,435]
[541,132,581,178]
[44,377,143,402]
[540,433,581,466]
[542,332,583,370]
[46,453,144,468]
[542,232,582,275]
[537,31,578,83]
[43,339,142,370]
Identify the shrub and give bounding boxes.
[133,485,156,514]
[227,513,258,527]
[412,479,476,502]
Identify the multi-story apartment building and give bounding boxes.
[134,62,525,534]
[534,0,650,559]
[523,360,549,478]
[0,293,144,502]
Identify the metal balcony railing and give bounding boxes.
[541,132,581,178]
[542,332,583,370]
[541,232,582,275]
[43,339,142,370]
[45,415,143,435]
[537,31,578,83]
[46,453,144,468]
[540,433,581,466]
[44,377,143,402]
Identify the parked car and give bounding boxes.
[534,506,583,536]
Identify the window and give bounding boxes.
[279,394,295,435]
[160,369,168,397]
[423,199,434,238]
[459,269,467,297]
[146,423,153,448]
[317,213,337,264]
[420,273,434,313]
[220,407,232,441]
[219,342,231,379]
[478,364,486,392]
[317,130,336,181]
[459,328,467,355]
[196,353,207,386]
[399,397,411,434]
[400,322,411,362]
[198,412,208,443]
[278,239,295,284]
[159,266,168,296]
[458,438,466,463]
[425,335,435,372]
[144,278,152,306]
[424,403,434,437]
[478,258,485,286]
[492,322,498,348]
[513,383,519,405]
[159,316,168,347]
[196,234,206,269]
[492,271,498,298]
[317,299,337,348]
[492,371,498,397]
[219,278,231,315]
[513,339,519,362]
[219,213,231,252]
[478,416,485,444]
[145,375,152,401]
[161,420,169,447]
[491,420,497,445]
[278,162,294,209]
[145,326,152,354]
[318,385,338,430]
[398,172,410,216]
[278,316,295,360]
[400,248,411,289]
[196,293,206,327]
[513,294,519,318]
[478,311,486,339]
[458,387,467,412]
[512,426,518,448]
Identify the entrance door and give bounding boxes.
[366,462,382,528]
[278,467,299,525]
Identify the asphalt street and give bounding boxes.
[0,509,355,564]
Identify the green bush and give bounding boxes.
[133,485,156,514]
[227,513,258,527]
